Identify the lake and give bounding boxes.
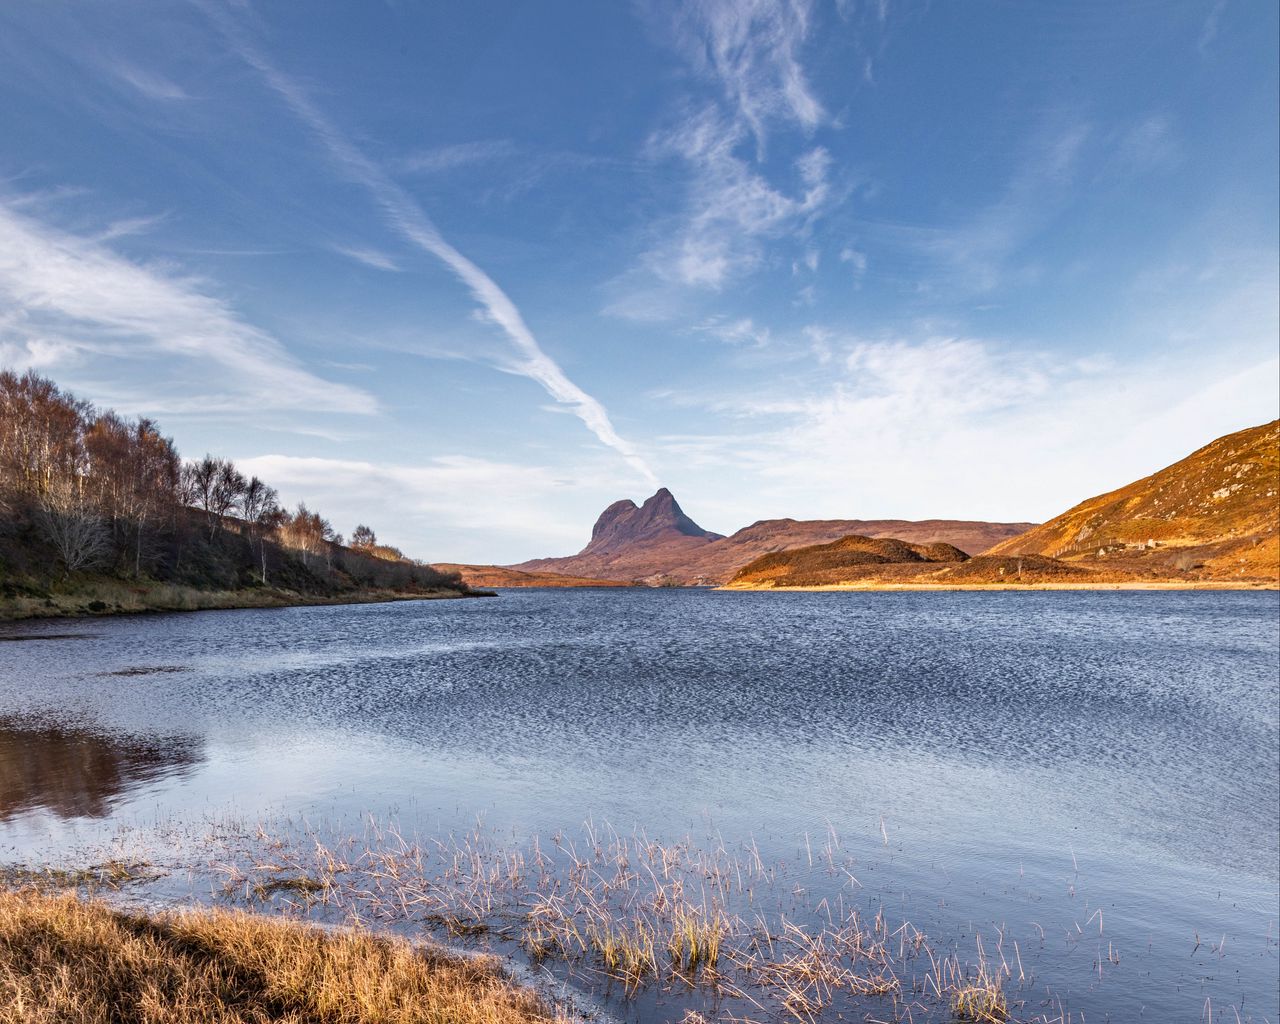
[2,589,1277,1022]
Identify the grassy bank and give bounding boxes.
[0,577,491,621]
[0,887,560,1024]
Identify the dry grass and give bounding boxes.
[0,887,561,1024]
[951,971,1009,1022]
[9,816,1088,1022]
[206,819,1014,1020]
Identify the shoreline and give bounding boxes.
[718,580,1279,592]
[0,582,493,623]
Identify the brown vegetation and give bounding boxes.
[987,419,1279,585]
[0,887,558,1024]
[197,817,1047,1022]
[729,534,969,587]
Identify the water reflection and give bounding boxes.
[0,719,200,820]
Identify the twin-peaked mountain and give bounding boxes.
[512,489,1034,585]
[584,488,724,555]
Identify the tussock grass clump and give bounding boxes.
[0,887,561,1024]
[949,969,1008,1022]
[952,983,1008,1021]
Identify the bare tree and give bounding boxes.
[182,456,246,538]
[35,479,110,576]
[238,476,280,584]
[277,503,331,570]
[209,460,246,538]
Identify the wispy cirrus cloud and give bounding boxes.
[332,244,400,272]
[660,0,825,150]
[614,0,836,305]
[651,264,1280,525]
[861,121,1092,295]
[203,3,657,486]
[0,199,375,415]
[393,140,521,175]
[645,107,833,288]
[236,452,615,560]
[108,60,189,101]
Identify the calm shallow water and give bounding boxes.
[1,589,1277,1021]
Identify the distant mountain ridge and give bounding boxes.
[513,492,1036,585]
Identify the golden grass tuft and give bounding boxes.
[0,887,561,1024]
[950,972,1009,1022]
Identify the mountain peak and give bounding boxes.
[584,489,722,556]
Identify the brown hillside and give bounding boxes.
[729,535,968,588]
[514,491,1035,585]
[988,420,1279,584]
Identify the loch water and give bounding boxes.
[2,589,1277,1021]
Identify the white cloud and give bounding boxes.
[644,108,833,289]
[0,200,376,415]
[615,0,835,305]
[395,140,521,175]
[332,245,400,272]
[1107,115,1181,177]
[235,452,609,562]
[109,61,188,101]
[863,121,1092,294]
[652,312,1280,527]
[203,4,657,486]
[695,315,772,347]
[661,0,825,150]
[839,245,867,282]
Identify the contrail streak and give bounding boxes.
[204,4,656,484]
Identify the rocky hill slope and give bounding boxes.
[988,419,1279,583]
[727,535,968,587]
[725,535,1100,588]
[514,490,1035,585]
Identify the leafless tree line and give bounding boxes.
[0,370,458,591]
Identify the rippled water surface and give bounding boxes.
[2,589,1277,1021]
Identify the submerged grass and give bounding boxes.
[6,814,1123,1023]
[0,887,562,1024]
[0,859,159,892]
[199,818,1051,1021]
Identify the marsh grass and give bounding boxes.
[0,887,562,1024]
[950,968,1009,1022]
[6,812,1123,1022]
[194,818,1060,1021]
[0,859,159,892]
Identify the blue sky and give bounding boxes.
[1,1,1276,562]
